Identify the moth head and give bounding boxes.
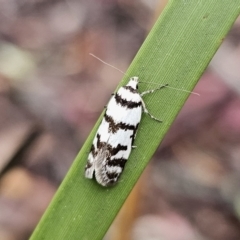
[128,76,139,89]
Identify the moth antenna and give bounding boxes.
[139,81,200,96]
[165,85,200,96]
[89,53,129,77]
[90,53,199,96]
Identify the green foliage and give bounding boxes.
[30,1,240,239]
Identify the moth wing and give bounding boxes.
[85,151,95,179]
[85,117,110,179]
[94,148,110,186]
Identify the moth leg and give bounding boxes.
[141,98,162,122]
[132,145,137,149]
[140,84,168,97]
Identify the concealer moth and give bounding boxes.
[85,54,199,187]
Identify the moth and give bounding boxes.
[85,76,167,187]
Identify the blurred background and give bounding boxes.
[0,0,240,239]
